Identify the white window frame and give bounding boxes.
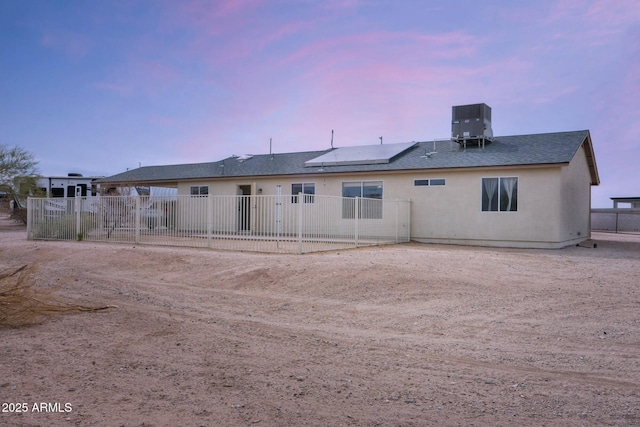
[482,177,518,212]
[414,178,446,187]
[190,185,209,196]
[341,180,383,219]
[291,182,315,203]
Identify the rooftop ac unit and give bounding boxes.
[452,103,493,144]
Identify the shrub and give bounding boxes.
[32,213,95,240]
[0,265,113,328]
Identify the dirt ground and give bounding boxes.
[0,209,639,427]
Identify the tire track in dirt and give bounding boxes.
[85,272,640,393]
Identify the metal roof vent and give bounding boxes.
[452,103,493,147]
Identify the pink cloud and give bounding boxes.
[169,0,265,35]
[159,1,317,72]
[546,0,588,22]
[545,0,639,45]
[584,0,640,26]
[280,30,485,101]
[271,50,558,144]
[149,116,178,127]
[95,59,181,98]
[177,28,495,149]
[134,60,179,84]
[141,2,630,159]
[320,0,360,11]
[93,82,133,96]
[40,29,92,59]
[281,30,481,77]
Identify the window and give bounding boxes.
[51,187,64,198]
[342,181,383,219]
[414,178,446,186]
[190,186,209,195]
[291,183,315,203]
[482,177,518,211]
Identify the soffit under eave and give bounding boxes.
[117,161,581,184]
[286,164,569,181]
[374,163,570,175]
[99,179,179,188]
[207,163,570,179]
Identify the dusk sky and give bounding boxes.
[1,0,638,207]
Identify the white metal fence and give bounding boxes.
[591,209,640,233]
[26,194,410,254]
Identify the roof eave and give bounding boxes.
[97,178,180,188]
[581,131,600,185]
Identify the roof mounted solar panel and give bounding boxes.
[304,141,417,167]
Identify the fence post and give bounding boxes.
[26,198,32,239]
[276,185,282,249]
[75,197,81,240]
[354,196,359,247]
[297,192,303,254]
[394,199,399,243]
[407,198,411,242]
[135,196,141,244]
[207,194,213,248]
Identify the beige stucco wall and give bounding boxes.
[173,150,593,248]
[402,167,567,247]
[558,144,593,243]
[254,169,567,247]
[176,175,399,237]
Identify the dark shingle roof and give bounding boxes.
[99,130,597,185]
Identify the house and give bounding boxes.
[98,105,599,249]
